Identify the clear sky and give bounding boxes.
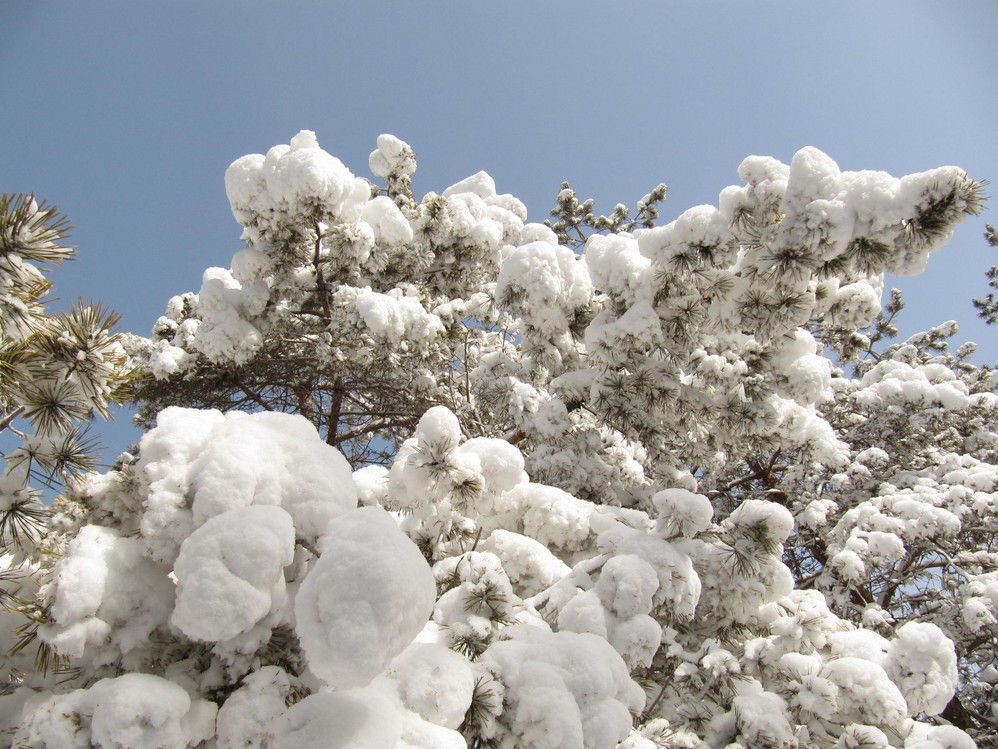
[3,1,996,460]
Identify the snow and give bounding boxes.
[215,666,294,749]
[294,506,435,688]
[653,488,713,538]
[820,657,908,729]
[137,406,225,564]
[388,642,475,729]
[369,133,417,179]
[442,171,497,199]
[171,505,295,643]
[414,404,463,451]
[606,611,662,670]
[147,339,189,379]
[596,522,701,622]
[346,286,444,343]
[276,685,403,749]
[480,529,570,597]
[353,464,390,506]
[827,629,890,665]
[885,622,957,716]
[432,551,522,653]
[595,554,659,619]
[13,673,215,749]
[138,408,357,564]
[480,626,644,748]
[266,132,365,218]
[905,724,978,749]
[727,690,796,749]
[585,234,650,302]
[454,437,528,494]
[89,674,215,749]
[725,498,794,545]
[397,709,468,748]
[43,525,173,662]
[496,240,593,338]
[835,723,890,748]
[191,267,264,365]
[636,203,735,271]
[558,590,609,638]
[361,195,414,245]
[510,482,599,555]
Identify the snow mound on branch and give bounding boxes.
[481,529,570,597]
[653,488,713,538]
[554,550,666,671]
[820,657,908,729]
[216,666,295,749]
[369,133,416,179]
[884,621,957,715]
[192,267,266,365]
[480,625,645,748]
[42,525,173,662]
[225,129,370,229]
[597,522,701,622]
[171,505,295,644]
[585,234,650,302]
[137,407,225,564]
[595,554,659,619]
[340,286,444,343]
[295,506,435,688]
[276,685,403,749]
[496,240,593,337]
[454,437,528,495]
[712,690,796,749]
[137,407,357,563]
[504,482,600,555]
[360,196,414,245]
[188,410,358,539]
[388,642,475,729]
[388,406,530,518]
[906,724,978,749]
[12,673,215,749]
[443,170,497,199]
[88,674,215,749]
[725,498,794,545]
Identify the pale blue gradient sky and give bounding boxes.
[3,1,996,459]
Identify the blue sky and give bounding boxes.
[3,1,996,460]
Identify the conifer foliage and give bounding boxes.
[0,193,136,686]
[1,134,994,747]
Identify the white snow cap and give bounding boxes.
[138,408,358,564]
[369,133,416,179]
[653,488,714,538]
[442,170,497,199]
[360,196,415,245]
[496,240,594,336]
[215,666,294,749]
[388,642,476,729]
[12,673,216,749]
[225,130,370,230]
[885,621,958,715]
[481,625,645,748]
[43,525,173,662]
[276,685,402,749]
[171,505,295,643]
[88,673,215,749]
[294,506,435,688]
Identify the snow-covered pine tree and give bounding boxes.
[0,193,136,683]
[1,133,993,747]
[972,224,998,325]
